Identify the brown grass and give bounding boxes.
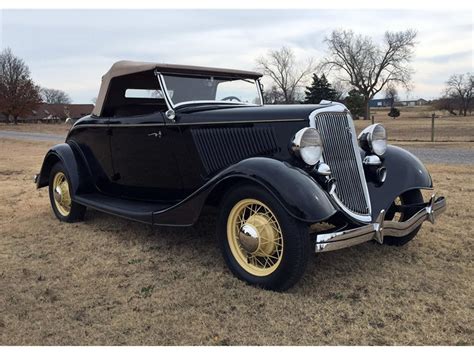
[0,138,473,345]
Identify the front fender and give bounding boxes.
[36,143,92,196]
[153,157,337,226]
[367,145,433,220]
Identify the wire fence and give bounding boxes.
[354,107,474,142]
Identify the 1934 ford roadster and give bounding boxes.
[35,61,446,291]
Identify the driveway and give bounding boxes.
[0,130,472,165]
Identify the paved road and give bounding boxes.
[0,130,64,143]
[1,130,472,165]
[401,146,473,165]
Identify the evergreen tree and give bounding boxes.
[344,89,365,119]
[304,74,338,104]
[388,107,400,119]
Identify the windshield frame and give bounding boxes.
[156,71,264,111]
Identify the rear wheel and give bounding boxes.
[217,184,310,291]
[48,162,86,222]
[384,189,423,246]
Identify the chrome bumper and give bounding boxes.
[315,194,446,253]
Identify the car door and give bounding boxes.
[108,112,183,202]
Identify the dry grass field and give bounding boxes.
[0,138,473,346]
[355,106,474,142]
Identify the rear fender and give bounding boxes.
[36,143,92,196]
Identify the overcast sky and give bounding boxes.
[0,9,472,103]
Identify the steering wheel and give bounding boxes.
[221,96,241,102]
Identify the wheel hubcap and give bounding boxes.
[239,223,259,253]
[228,199,283,277]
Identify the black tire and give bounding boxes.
[217,184,310,291]
[384,189,423,246]
[48,161,86,223]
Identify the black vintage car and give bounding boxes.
[35,61,446,291]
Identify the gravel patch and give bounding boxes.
[402,146,473,165]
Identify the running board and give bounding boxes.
[74,193,172,224]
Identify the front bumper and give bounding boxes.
[315,194,446,253]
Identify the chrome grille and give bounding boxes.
[313,112,371,217]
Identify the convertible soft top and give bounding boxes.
[92,60,263,116]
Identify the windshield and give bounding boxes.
[161,74,262,107]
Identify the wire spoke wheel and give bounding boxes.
[227,198,284,277]
[52,172,71,217]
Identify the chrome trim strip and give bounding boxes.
[175,100,258,108]
[315,194,446,253]
[256,78,264,106]
[69,119,306,132]
[329,190,372,223]
[345,111,372,217]
[156,72,175,111]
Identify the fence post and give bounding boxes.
[371,115,375,125]
[431,113,435,142]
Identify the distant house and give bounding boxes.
[395,98,429,107]
[0,103,94,123]
[369,98,391,108]
[369,98,429,108]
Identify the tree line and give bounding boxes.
[2,30,473,124]
[0,48,72,124]
[257,29,473,118]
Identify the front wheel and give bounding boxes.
[384,189,424,246]
[217,184,310,291]
[48,161,86,223]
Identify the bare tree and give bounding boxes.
[433,96,457,116]
[332,80,349,101]
[321,29,417,119]
[41,87,72,104]
[257,47,314,104]
[0,48,41,124]
[262,84,285,104]
[384,85,399,108]
[445,73,473,116]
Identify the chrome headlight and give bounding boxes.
[291,128,323,165]
[358,124,387,156]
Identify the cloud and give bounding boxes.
[1,9,471,103]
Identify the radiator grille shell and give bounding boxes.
[313,112,371,217]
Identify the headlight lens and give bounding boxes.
[371,125,387,155]
[291,128,323,165]
[358,124,387,156]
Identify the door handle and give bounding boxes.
[148,131,162,138]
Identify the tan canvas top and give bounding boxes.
[92,60,263,116]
